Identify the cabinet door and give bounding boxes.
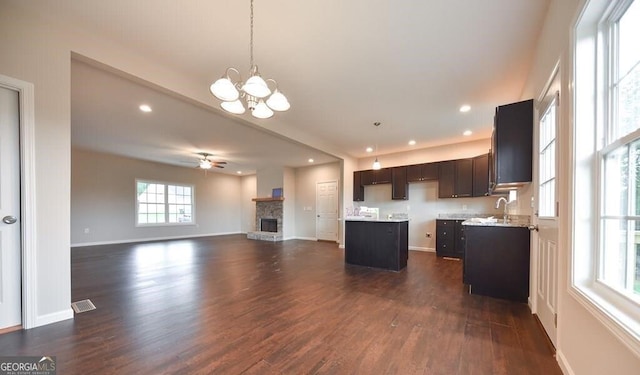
[391,167,408,200]
[436,220,455,256]
[421,163,439,180]
[360,170,374,185]
[472,154,490,197]
[438,161,456,198]
[374,168,392,184]
[494,99,533,185]
[455,159,473,197]
[454,221,466,258]
[406,164,423,182]
[353,171,365,201]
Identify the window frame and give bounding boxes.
[571,0,640,357]
[135,179,196,227]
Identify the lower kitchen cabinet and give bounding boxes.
[435,219,465,258]
[464,225,530,302]
[345,220,409,271]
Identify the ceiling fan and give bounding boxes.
[196,152,227,170]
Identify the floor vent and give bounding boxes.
[71,299,96,314]
[442,257,461,261]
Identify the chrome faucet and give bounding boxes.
[495,196,509,224]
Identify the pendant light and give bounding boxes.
[372,122,381,170]
[209,0,290,118]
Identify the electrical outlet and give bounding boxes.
[83,228,90,234]
[426,232,432,238]
[462,204,468,211]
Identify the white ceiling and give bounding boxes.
[16,0,550,174]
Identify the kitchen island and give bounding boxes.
[345,218,409,271]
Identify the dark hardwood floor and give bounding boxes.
[0,235,561,374]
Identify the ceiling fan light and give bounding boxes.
[266,90,290,111]
[221,100,246,114]
[210,77,239,101]
[372,158,381,170]
[242,72,271,98]
[199,159,213,169]
[252,100,274,119]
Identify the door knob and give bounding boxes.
[2,215,17,224]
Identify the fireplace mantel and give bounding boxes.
[251,197,285,202]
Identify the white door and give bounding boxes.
[0,86,22,329]
[533,70,560,347]
[316,181,338,241]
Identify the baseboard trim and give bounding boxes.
[71,231,242,248]
[556,350,574,375]
[409,246,436,252]
[33,308,74,328]
[294,237,318,241]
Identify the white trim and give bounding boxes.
[556,350,576,375]
[0,74,38,330]
[33,309,74,328]
[316,179,340,242]
[409,246,436,253]
[70,231,241,248]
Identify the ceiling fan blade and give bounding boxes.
[212,161,227,164]
[214,164,224,168]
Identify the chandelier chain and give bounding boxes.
[249,0,254,69]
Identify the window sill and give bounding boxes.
[568,283,640,358]
[135,222,196,228]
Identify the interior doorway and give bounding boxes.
[316,180,338,242]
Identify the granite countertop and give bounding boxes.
[461,220,531,228]
[345,217,409,222]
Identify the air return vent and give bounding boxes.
[71,299,96,314]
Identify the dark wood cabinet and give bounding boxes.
[361,168,392,186]
[472,153,490,197]
[436,219,465,258]
[464,225,530,302]
[407,163,438,182]
[345,220,409,271]
[391,167,408,200]
[353,171,365,202]
[438,159,473,198]
[491,99,533,192]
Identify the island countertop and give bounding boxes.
[345,216,409,223]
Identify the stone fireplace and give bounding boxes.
[247,198,284,241]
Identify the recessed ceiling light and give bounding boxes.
[408,140,416,146]
[139,104,152,113]
[463,130,472,136]
[366,147,373,153]
[459,105,471,113]
[308,158,314,163]
[236,171,242,174]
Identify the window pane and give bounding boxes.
[618,63,640,138]
[603,145,629,216]
[138,214,147,224]
[601,219,629,290]
[619,0,640,78]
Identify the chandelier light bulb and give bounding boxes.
[210,77,239,102]
[266,90,290,111]
[221,100,246,114]
[242,71,271,98]
[251,100,274,119]
[199,159,213,169]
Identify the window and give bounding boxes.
[599,0,640,301]
[538,96,557,218]
[136,180,194,226]
[573,0,640,354]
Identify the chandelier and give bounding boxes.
[209,0,290,119]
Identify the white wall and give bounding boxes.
[359,138,491,169]
[240,175,257,233]
[71,149,242,245]
[0,2,74,325]
[521,0,640,373]
[256,167,284,198]
[283,167,296,239]
[294,162,342,240]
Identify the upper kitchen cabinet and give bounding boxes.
[361,168,392,185]
[472,153,490,197]
[438,159,473,198]
[353,171,365,202]
[391,166,408,200]
[406,163,439,182]
[491,99,533,192]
